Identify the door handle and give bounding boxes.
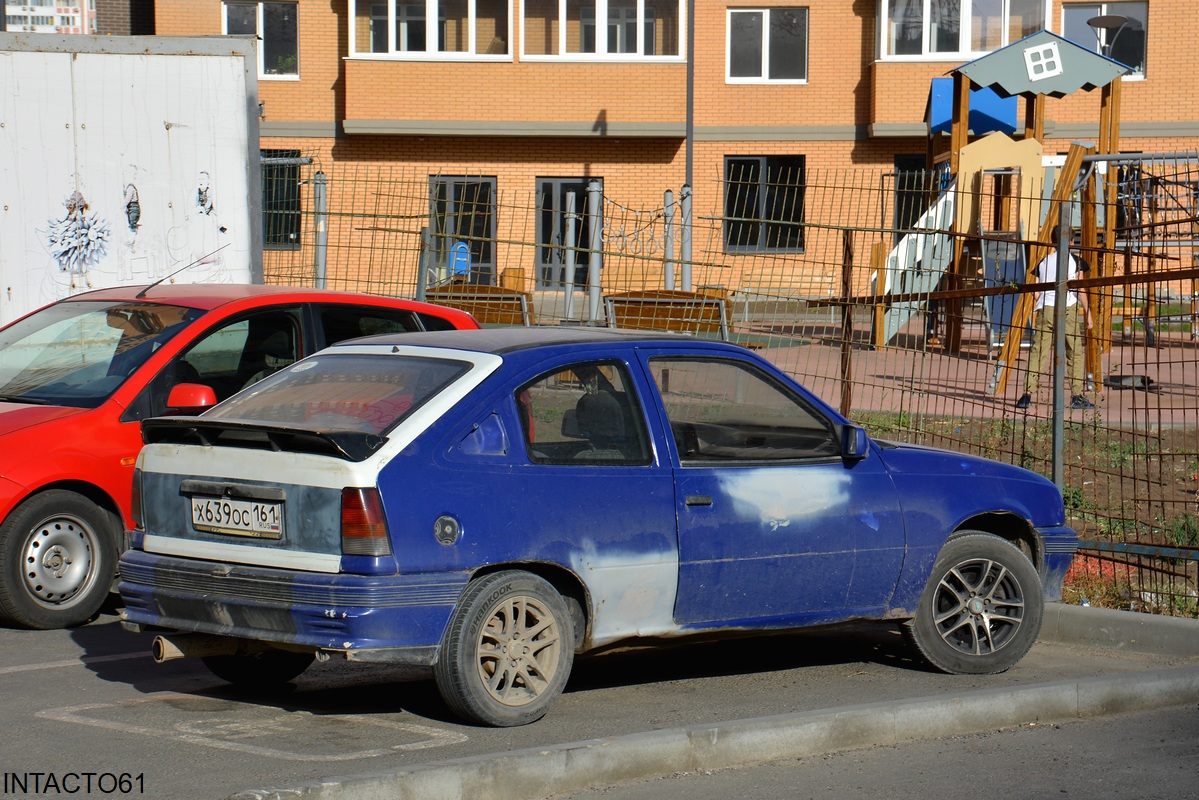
[685,494,712,507]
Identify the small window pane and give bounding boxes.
[1008,0,1044,41]
[971,0,1003,52]
[888,0,924,55]
[520,362,651,466]
[226,3,257,35]
[1106,2,1147,75]
[262,2,298,74]
[729,11,763,78]
[931,0,962,53]
[767,8,806,80]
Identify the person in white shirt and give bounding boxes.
[1015,226,1095,410]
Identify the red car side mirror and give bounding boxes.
[165,383,217,415]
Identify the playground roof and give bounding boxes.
[952,30,1130,99]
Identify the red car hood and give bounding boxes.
[0,402,88,437]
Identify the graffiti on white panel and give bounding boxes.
[45,191,111,288]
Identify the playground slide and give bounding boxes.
[877,180,957,345]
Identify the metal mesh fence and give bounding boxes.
[261,153,1199,618]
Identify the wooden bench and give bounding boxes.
[604,289,730,340]
[425,284,536,327]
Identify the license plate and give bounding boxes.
[191,496,284,539]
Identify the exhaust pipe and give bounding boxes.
[151,633,239,663]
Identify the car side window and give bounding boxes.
[517,361,651,466]
[648,357,838,462]
[317,305,420,346]
[128,309,303,420]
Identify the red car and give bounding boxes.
[0,283,479,629]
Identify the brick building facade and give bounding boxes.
[148,1,1199,295]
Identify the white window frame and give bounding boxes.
[223,1,299,80]
[726,7,809,85]
[1061,2,1147,79]
[879,0,1050,61]
[350,0,513,61]
[521,0,684,62]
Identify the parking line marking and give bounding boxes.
[0,652,146,675]
[37,693,468,760]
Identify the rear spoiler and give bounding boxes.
[142,417,387,462]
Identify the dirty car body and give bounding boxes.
[119,328,1077,726]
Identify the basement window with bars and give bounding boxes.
[723,156,806,253]
[261,150,302,250]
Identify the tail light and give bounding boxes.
[341,487,392,556]
[131,468,144,532]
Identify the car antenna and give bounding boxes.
[135,244,231,298]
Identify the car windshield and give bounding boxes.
[203,353,471,436]
[0,300,202,408]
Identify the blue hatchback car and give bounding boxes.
[119,328,1076,726]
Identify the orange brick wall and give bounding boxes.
[161,1,1198,296]
[694,0,876,128]
[344,60,686,124]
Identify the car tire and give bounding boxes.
[434,571,574,727]
[201,650,315,689]
[905,532,1043,675]
[0,490,120,630]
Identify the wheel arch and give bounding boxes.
[951,511,1041,568]
[469,561,590,651]
[6,480,125,532]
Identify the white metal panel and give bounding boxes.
[0,38,257,326]
[0,51,79,324]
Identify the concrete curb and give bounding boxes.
[1042,602,1199,657]
[228,605,1199,800]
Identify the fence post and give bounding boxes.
[564,191,578,319]
[314,171,328,290]
[840,229,855,417]
[416,227,432,301]
[1052,204,1068,490]
[587,180,603,323]
[663,190,675,290]
[680,184,693,292]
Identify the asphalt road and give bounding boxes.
[1,605,1197,800]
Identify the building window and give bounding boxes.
[724,156,805,253]
[536,178,604,290]
[261,149,302,249]
[1062,2,1147,77]
[353,1,511,57]
[522,0,681,59]
[225,2,298,77]
[727,7,807,83]
[429,177,498,285]
[882,0,1047,58]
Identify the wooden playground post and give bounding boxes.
[992,141,1094,396]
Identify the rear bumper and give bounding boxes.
[118,549,469,660]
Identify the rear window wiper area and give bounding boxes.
[142,417,388,462]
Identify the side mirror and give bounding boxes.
[841,424,870,461]
[165,383,217,415]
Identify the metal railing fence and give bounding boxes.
[260,155,1199,617]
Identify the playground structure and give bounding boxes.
[873,30,1139,397]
